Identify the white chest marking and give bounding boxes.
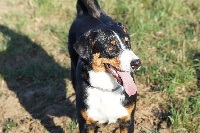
[88,70,120,90]
[86,87,128,124]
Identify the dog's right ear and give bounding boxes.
[74,30,96,62]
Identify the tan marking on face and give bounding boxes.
[125,37,129,42]
[92,53,120,72]
[111,40,116,45]
[125,37,130,45]
[120,103,135,122]
[81,110,96,125]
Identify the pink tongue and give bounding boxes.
[117,71,137,97]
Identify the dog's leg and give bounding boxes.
[79,123,95,133]
[79,110,96,133]
[119,101,136,133]
[85,125,96,133]
[119,119,134,133]
[120,124,129,133]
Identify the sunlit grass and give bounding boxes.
[0,0,199,132]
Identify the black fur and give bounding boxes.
[68,0,139,132]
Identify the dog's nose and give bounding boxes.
[130,59,141,71]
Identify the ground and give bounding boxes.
[0,0,199,133]
[0,80,171,133]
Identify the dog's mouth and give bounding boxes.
[104,64,137,96]
[104,64,123,85]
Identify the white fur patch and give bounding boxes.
[89,70,119,90]
[113,31,139,71]
[87,70,128,124]
[86,86,128,124]
[119,50,139,71]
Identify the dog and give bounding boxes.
[68,0,141,132]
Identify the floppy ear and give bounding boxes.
[73,30,96,62]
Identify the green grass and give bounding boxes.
[104,0,200,132]
[67,120,78,133]
[3,118,18,132]
[0,0,199,132]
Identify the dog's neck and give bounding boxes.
[89,84,122,92]
[88,70,121,91]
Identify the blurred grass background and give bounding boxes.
[0,0,199,132]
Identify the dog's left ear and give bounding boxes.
[74,30,96,62]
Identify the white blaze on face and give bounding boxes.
[113,31,126,50]
[119,50,139,71]
[113,31,139,71]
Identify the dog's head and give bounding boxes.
[74,23,141,96]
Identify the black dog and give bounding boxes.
[68,0,141,132]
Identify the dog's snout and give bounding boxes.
[130,59,141,71]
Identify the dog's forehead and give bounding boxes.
[95,29,115,41]
[90,28,131,59]
[93,28,131,50]
[94,28,127,42]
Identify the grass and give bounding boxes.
[3,118,18,132]
[67,120,78,133]
[0,0,199,132]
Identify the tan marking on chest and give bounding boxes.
[81,110,96,125]
[92,53,120,72]
[120,103,135,122]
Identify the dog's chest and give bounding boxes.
[86,87,128,124]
